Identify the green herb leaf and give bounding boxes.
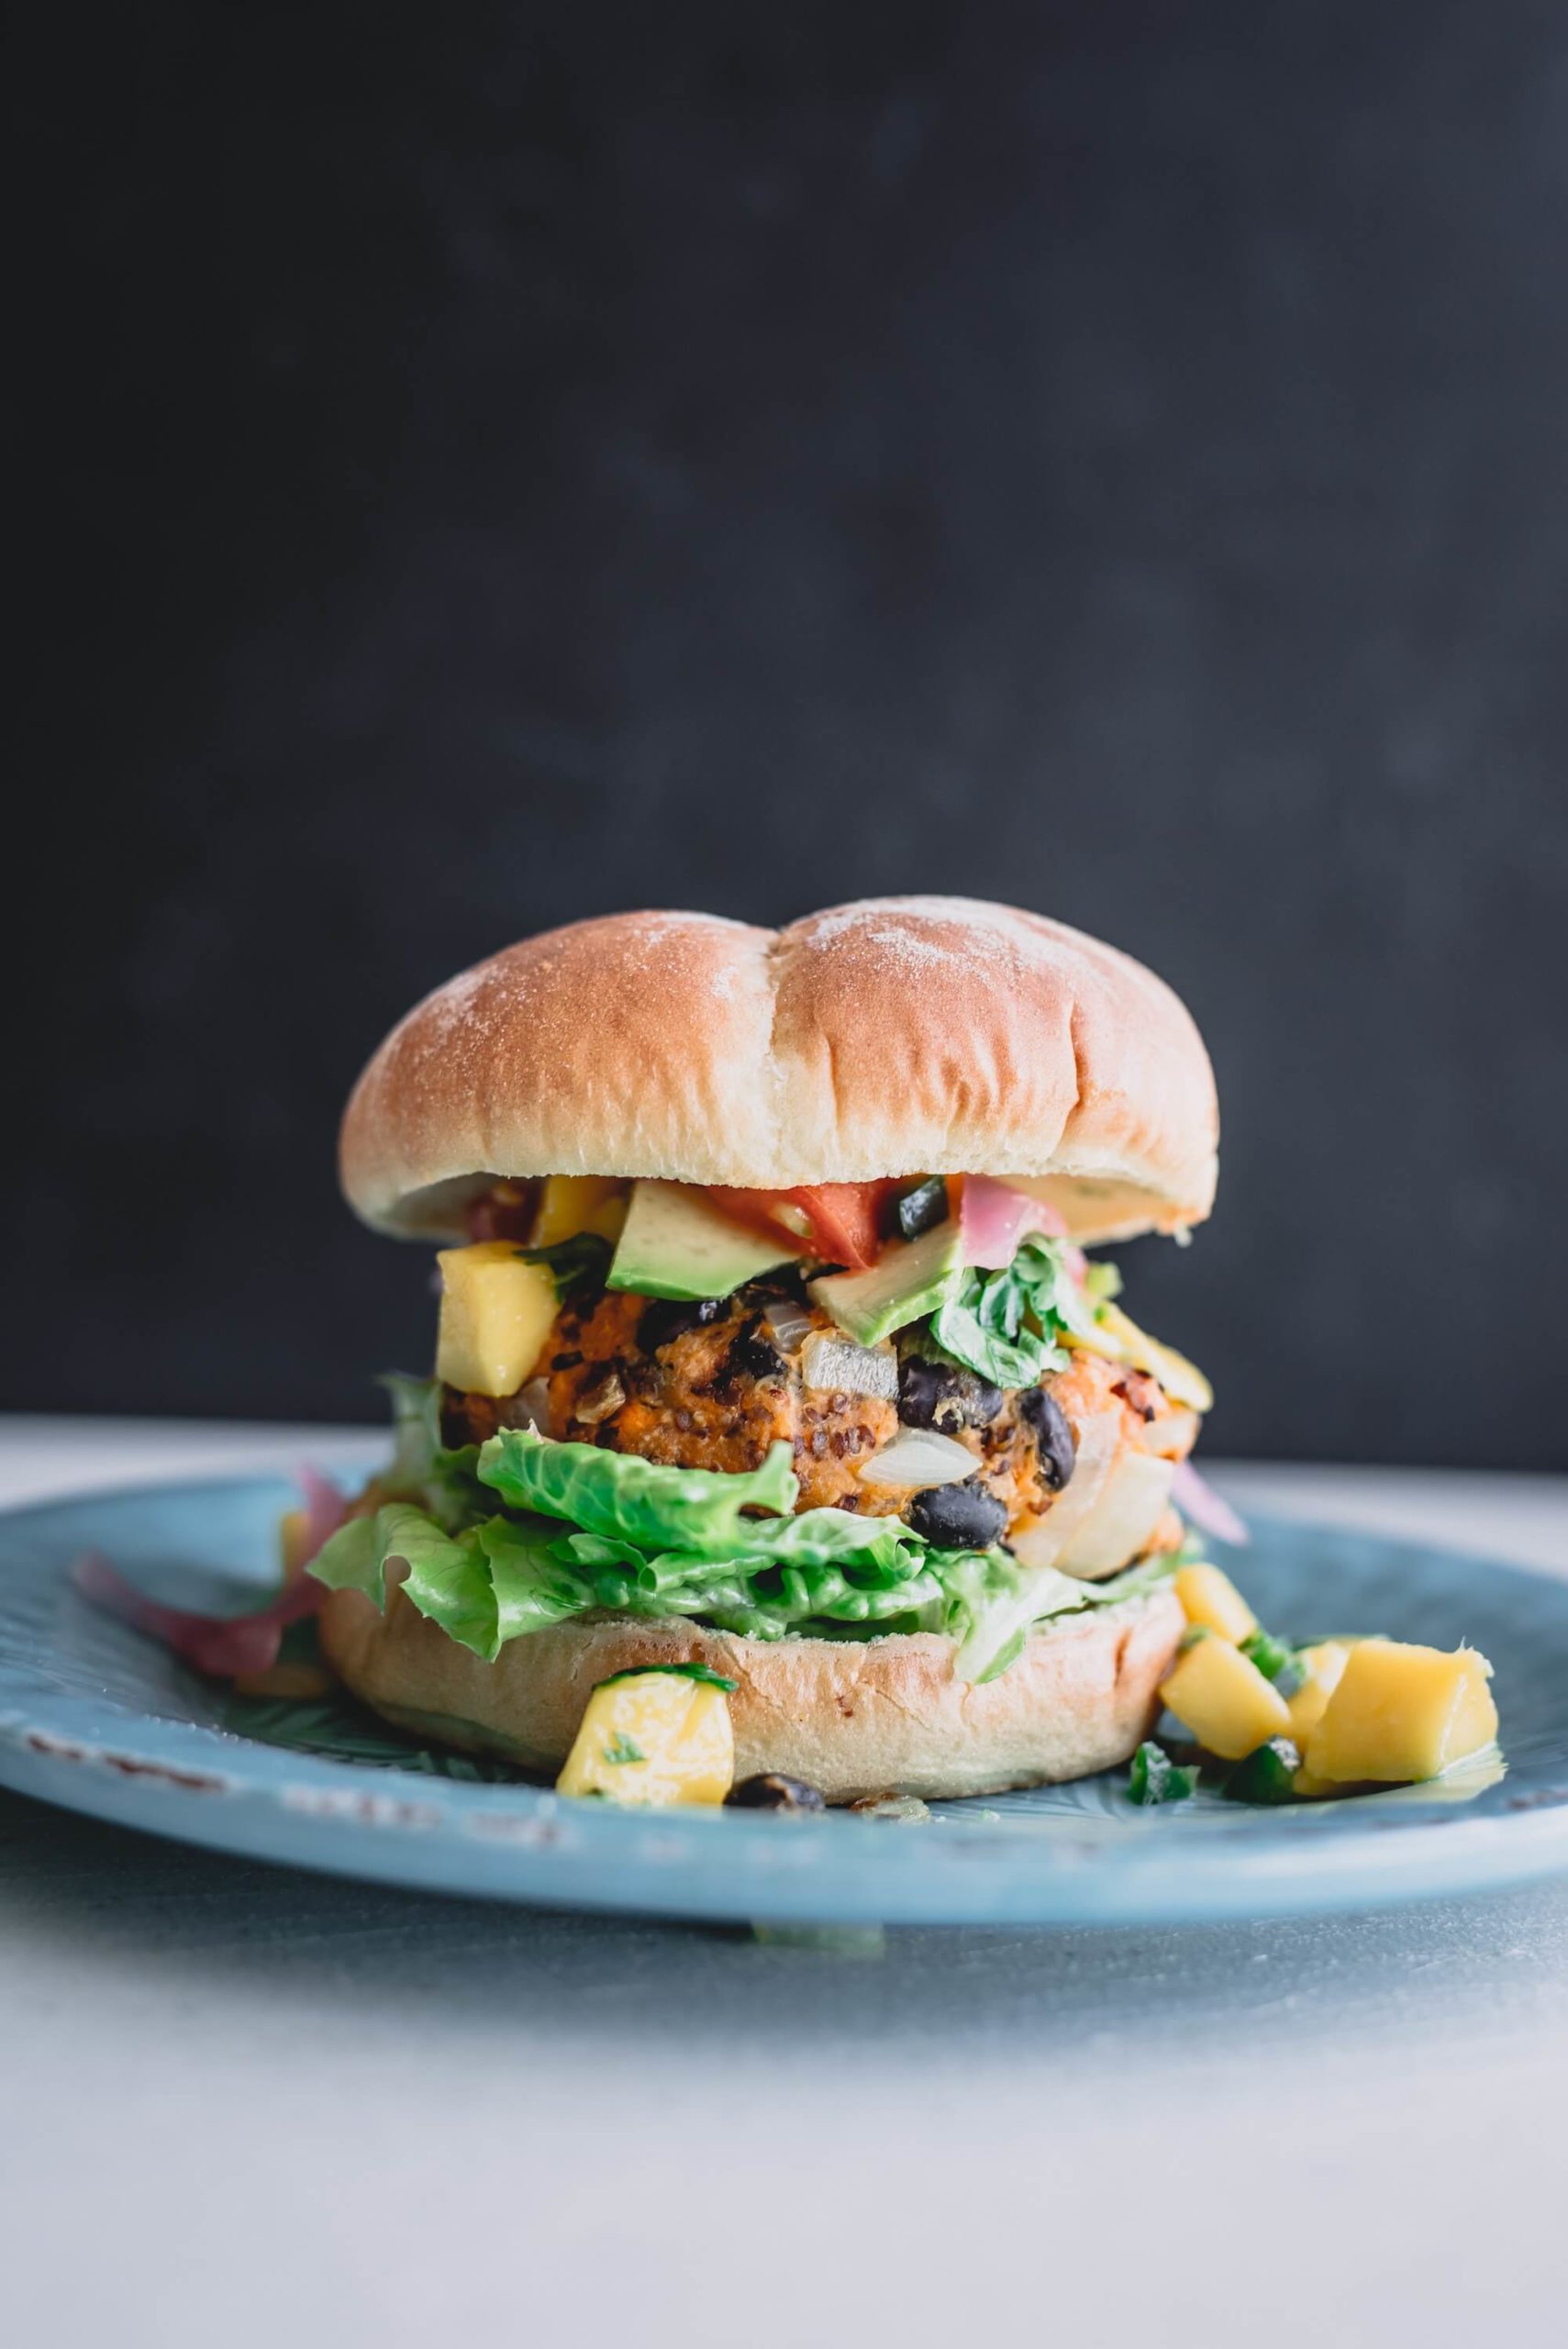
[1128,1740,1199,1806]
[602,1732,646,1765]
[514,1233,613,1294]
[929,1234,1084,1387]
[599,1662,740,1692]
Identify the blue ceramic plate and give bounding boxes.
[2,1470,1566,1925]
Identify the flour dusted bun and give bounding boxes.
[339,897,1218,1247]
[317,1575,1184,1804]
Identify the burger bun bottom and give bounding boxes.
[318,1570,1184,1803]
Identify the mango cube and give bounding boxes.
[1303,1639,1497,1786]
[279,1507,312,1586]
[435,1241,559,1397]
[529,1174,628,1248]
[1284,1641,1352,1748]
[1173,1562,1258,1644]
[557,1671,735,1806]
[1160,1632,1292,1760]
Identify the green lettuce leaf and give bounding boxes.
[477,1515,589,1642]
[310,1503,499,1654]
[379,1373,443,1493]
[318,1422,1177,1678]
[929,1233,1094,1387]
[477,1427,799,1557]
[309,1501,588,1661]
[952,1548,1180,1685]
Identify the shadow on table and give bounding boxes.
[5,1787,1564,2068]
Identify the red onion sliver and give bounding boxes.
[71,1549,323,1677]
[1172,1461,1250,1547]
[295,1464,350,1564]
[959,1175,1068,1269]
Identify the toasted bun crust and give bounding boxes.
[317,1576,1184,1803]
[339,897,1218,1245]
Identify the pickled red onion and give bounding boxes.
[71,1465,350,1677]
[959,1175,1068,1268]
[1172,1461,1250,1546]
[295,1464,350,1563]
[71,1549,323,1677]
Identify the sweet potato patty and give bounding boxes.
[441,1277,1197,1546]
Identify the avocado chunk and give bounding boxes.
[606,1181,803,1302]
[808,1219,965,1346]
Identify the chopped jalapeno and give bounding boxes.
[1222,1738,1303,1804]
[1128,1740,1199,1806]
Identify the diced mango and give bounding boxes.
[1067,1303,1213,1413]
[1303,1639,1497,1786]
[1284,1640,1352,1748]
[529,1174,628,1248]
[1173,1562,1258,1644]
[1160,1633,1292,1760]
[279,1507,312,1586]
[435,1241,559,1397]
[557,1672,735,1806]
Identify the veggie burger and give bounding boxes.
[312,896,1222,1803]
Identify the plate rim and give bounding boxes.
[4,1468,1568,1927]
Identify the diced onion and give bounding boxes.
[762,1298,815,1353]
[513,1377,551,1431]
[1056,1450,1175,1576]
[858,1426,976,1490]
[800,1330,898,1399]
[1009,1410,1120,1568]
[574,1373,625,1426]
[1141,1406,1200,1460]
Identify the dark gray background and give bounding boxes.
[9,1,1566,1463]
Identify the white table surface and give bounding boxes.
[4,1417,1567,2349]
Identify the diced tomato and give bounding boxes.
[789,1183,902,1268]
[707,1181,900,1270]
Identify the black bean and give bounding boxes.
[637,1297,725,1353]
[895,1176,950,1240]
[726,1773,828,1812]
[906,1476,1008,1548]
[722,1317,782,1384]
[1018,1386,1076,1491]
[898,1354,1005,1431]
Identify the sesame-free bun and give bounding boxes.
[317,1574,1184,1804]
[339,896,1218,1247]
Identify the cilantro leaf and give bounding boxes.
[599,1662,740,1692]
[929,1234,1084,1387]
[514,1233,613,1295]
